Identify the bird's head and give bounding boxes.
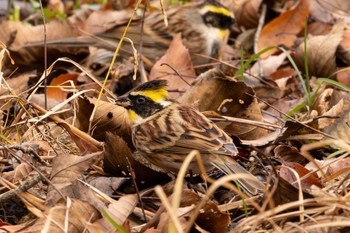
[115,80,172,124]
[199,0,235,39]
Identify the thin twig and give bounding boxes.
[0,174,43,204]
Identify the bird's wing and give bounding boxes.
[133,104,237,156]
[173,105,237,155]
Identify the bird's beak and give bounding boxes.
[115,95,131,108]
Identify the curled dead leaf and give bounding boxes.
[89,194,138,232]
[233,0,262,29]
[180,68,268,140]
[274,145,307,164]
[76,96,132,144]
[47,73,78,102]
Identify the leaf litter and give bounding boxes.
[1,0,350,232]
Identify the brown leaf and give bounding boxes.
[312,88,350,142]
[88,176,128,196]
[323,107,350,144]
[47,73,78,102]
[180,68,268,140]
[327,157,350,178]
[258,0,309,58]
[234,0,262,29]
[90,194,138,232]
[249,53,287,77]
[144,229,162,233]
[25,199,100,233]
[105,194,138,225]
[280,161,322,191]
[337,27,350,66]
[157,190,230,232]
[0,73,34,97]
[308,21,333,36]
[274,145,307,164]
[76,96,132,143]
[181,191,230,233]
[59,121,102,153]
[12,163,32,183]
[0,20,88,66]
[30,94,73,120]
[270,67,298,79]
[293,21,345,77]
[103,132,170,189]
[318,98,345,129]
[336,67,350,87]
[149,33,196,99]
[315,0,350,23]
[272,177,314,206]
[46,152,101,206]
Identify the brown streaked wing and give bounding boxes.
[133,104,237,156]
[174,105,238,155]
[132,105,184,153]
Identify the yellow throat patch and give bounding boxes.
[128,109,138,122]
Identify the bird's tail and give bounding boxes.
[210,155,265,196]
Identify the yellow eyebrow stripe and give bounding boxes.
[137,89,168,102]
[200,5,233,18]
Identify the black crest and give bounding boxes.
[135,80,168,92]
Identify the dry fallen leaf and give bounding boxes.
[314,0,350,24]
[249,53,287,77]
[293,20,345,77]
[25,198,100,233]
[280,161,322,191]
[327,157,350,178]
[233,0,262,29]
[0,20,88,66]
[88,176,129,196]
[323,107,350,144]
[274,145,307,164]
[157,190,230,232]
[181,68,268,140]
[258,0,309,58]
[76,96,132,143]
[46,152,101,206]
[337,26,350,67]
[149,33,196,99]
[47,73,78,102]
[336,67,350,87]
[2,163,32,183]
[103,132,170,189]
[89,194,138,232]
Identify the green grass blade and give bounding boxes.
[317,78,350,92]
[101,210,127,233]
[235,46,276,78]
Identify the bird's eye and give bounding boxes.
[203,14,215,26]
[136,96,146,104]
